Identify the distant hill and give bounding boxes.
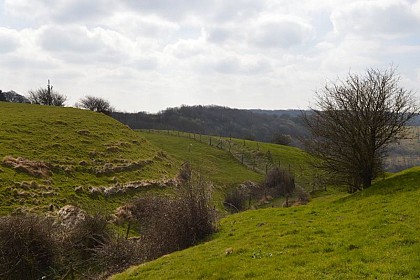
[112,106,309,145]
[0,90,30,103]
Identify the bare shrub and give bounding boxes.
[0,214,56,280]
[130,167,217,260]
[92,237,143,277]
[264,166,295,197]
[295,185,310,205]
[224,187,247,213]
[67,214,110,261]
[177,161,192,183]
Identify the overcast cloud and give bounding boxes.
[0,0,419,112]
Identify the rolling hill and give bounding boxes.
[111,167,420,279]
[137,130,314,190]
[0,102,179,215]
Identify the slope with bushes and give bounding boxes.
[111,167,420,279]
[137,131,264,187]
[138,130,313,189]
[0,102,179,214]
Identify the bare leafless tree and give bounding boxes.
[77,96,114,115]
[27,80,67,106]
[303,67,418,192]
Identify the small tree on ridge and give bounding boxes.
[77,96,114,115]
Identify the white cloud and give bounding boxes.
[0,27,20,53]
[249,15,314,49]
[0,0,419,112]
[331,0,420,39]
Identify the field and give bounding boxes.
[111,167,420,280]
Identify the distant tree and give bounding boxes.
[77,95,114,115]
[1,90,30,103]
[28,80,67,106]
[272,133,292,146]
[303,67,418,193]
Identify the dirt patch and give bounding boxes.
[2,156,51,178]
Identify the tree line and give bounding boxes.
[112,106,308,144]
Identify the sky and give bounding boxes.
[0,0,419,113]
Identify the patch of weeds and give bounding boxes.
[292,259,307,267]
[347,244,359,251]
[313,229,326,234]
[323,247,334,253]
[393,238,417,246]
[244,271,258,278]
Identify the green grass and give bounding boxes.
[0,102,178,214]
[138,130,313,186]
[111,167,420,279]
[137,131,263,187]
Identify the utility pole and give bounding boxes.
[47,79,53,105]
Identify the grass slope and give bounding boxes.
[0,102,178,214]
[111,167,420,279]
[137,131,263,187]
[137,130,313,187]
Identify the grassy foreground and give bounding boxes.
[111,167,420,279]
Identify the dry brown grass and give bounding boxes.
[2,156,51,178]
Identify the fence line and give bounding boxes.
[140,129,312,185]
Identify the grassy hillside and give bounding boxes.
[111,167,420,279]
[137,131,263,187]
[138,130,313,188]
[0,102,179,214]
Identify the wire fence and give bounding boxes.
[139,129,318,190]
